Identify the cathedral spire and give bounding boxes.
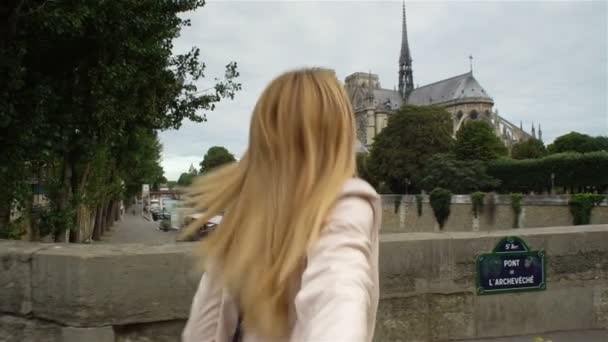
[531,122,536,139]
[538,123,543,141]
[398,0,414,101]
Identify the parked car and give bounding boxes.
[178,214,222,241]
[150,207,168,221]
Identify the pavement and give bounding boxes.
[459,330,608,342]
[98,203,178,244]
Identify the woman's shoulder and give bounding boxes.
[327,178,381,230]
[340,178,379,200]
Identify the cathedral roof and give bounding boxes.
[407,72,493,106]
[372,88,404,110]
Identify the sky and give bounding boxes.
[160,0,608,181]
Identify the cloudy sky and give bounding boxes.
[160,0,607,180]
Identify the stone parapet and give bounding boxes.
[1,225,608,341]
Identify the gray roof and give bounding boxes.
[372,88,404,110]
[407,72,493,106]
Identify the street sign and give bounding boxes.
[476,236,546,295]
[142,184,150,198]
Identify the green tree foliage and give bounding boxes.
[547,132,608,154]
[488,151,608,193]
[429,188,452,229]
[177,172,195,187]
[0,1,241,239]
[454,121,508,161]
[119,128,165,200]
[420,154,499,193]
[368,105,453,193]
[356,153,375,186]
[511,139,547,160]
[200,146,236,174]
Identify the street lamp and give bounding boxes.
[405,178,411,195]
[550,173,555,195]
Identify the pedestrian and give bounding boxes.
[181,68,382,342]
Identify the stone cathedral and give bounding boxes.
[345,3,539,150]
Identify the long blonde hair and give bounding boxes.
[182,68,356,337]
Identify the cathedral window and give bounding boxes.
[485,110,491,117]
[470,110,479,120]
[457,111,463,120]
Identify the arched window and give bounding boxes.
[456,111,463,120]
[470,110,479,120]
[485,110,491,117]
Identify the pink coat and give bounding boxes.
[182,178,382,342]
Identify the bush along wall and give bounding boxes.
[471,191,485,218]
[569,194,605,225]
[430,188,452,229]
[510,193,523,228]
[415,194,423,217]
[488,151,608,193]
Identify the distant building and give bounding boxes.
[188,163,198,175]
[345,2,539,150]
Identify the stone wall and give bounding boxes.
[375,225,608,341]
[0,242,199,342]
[2,225,608,341]
[380,194,608,233]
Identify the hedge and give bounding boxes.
[488,151,608,193]
[430,188,452,229]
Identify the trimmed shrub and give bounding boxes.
[510,193,523,228]
[430,188,452,229]
[569,193,605,225]
[471,191,485,218]
[488,151,608,193]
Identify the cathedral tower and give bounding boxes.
[398,1,414,100]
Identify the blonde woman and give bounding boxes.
[182,68,382,342]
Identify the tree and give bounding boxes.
[368,105,453,193]
[454,121,508,161]
[547,132,608,154]
[200,146,236,174]
[511,138,547,160]
[356,153,376,187]
[177,172,195,187]
[420,154,499,193]
[167,181,178,190]
[0,1,241,240]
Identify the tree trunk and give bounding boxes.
[104,200,114,231]
[99,202,107,236]
[54,154,73,242]
[0,198,11,233]
[114,201,120,222]
[92,206,102,241]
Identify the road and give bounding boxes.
[99,203,178,244]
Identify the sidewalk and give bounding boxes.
[98,204,177,244]
[459,330,608,342]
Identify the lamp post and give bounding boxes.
[405,178,411,195]
[550,173,555,195]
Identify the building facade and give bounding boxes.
[345,3,540,149]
